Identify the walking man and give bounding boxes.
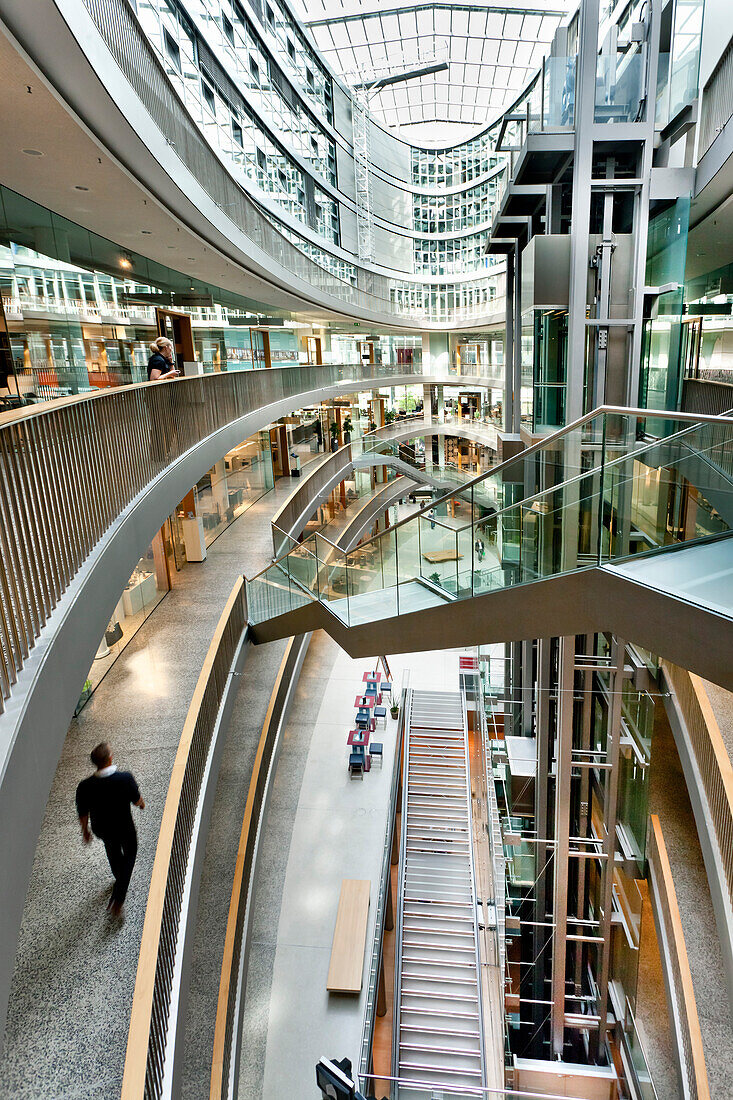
[76,742,144,916]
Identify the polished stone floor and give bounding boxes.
[0,472,305,1100]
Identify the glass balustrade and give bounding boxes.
[246,410,733,626]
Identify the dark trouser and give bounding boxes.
[101,826,138,906]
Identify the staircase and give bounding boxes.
[394,690,486,1097]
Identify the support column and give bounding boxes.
[573,634,594,996]
[504,250,515,434]
[512,244,522,434]
[566,0,601,424]
[594,635,626,1049]
[532,637,553,1047]
[551,634,575,1057]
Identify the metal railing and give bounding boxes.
[0,362,438,714]
[209,633,308,1100]
[662,662,733,918]
[647,814,711,1100]
[246,407,733,628]
[270,445,355,556]
[358,673,408,1088]
[681,377,733,417]
[122,578,248,1099]
[698,33,733,157]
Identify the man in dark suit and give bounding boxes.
[76,742,145,916]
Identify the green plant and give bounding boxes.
[329,420,339,438]
[429,572,441,585]
[385,409,396,424]
[343,416,353,435]
[369,420,377,432]
[390,702,399,719]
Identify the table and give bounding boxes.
[347,728,370,747]
[354,694,376,709]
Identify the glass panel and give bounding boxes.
[595,45,644,123]
[544,56,576,127]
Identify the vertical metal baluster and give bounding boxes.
[0,430,42,639]
[43,413,82,576]
[27,417,66,601]
[11,423,54,618]
[56,408,91,561]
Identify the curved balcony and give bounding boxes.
[0,361,501,1054]
[0,0,505,328]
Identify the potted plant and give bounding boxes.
[343,416,353,443]
[329,420,340,452]
[369,419,377,432]
[385,408,396,425]
[390,701,399,720]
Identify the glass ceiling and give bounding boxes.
[293,0,574,146]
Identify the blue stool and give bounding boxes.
[369,742,383,766]
[349,748,365,779]
[374,705,387,730]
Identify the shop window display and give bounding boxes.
[77,542,169,711]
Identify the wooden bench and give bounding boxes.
[422,550,464,563]
[326,879,370,993]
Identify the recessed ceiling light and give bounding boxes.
[168,245,176,249]
[119,257,133,270]
[141,229,152,234]
[22,148,43,156]
[74,185,89,191]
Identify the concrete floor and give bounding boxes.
[0,470,307,1100]
[237,642,466,1100]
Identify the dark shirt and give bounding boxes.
[147,352,172,381]
[75,770,141,838]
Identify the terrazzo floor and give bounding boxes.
[0,470,309,1100]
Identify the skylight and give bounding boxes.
[294,0,574,145]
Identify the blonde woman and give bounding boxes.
[146,337,179,463]
[147,336,180,381]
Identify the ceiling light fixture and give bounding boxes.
[119,256,133,270]
[75,185,90,191]
[141,229,152,234]
[22,148,43,156]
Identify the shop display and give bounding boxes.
[122,569,157,616]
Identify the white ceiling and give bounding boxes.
[295,0,572,144]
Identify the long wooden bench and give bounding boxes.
[326,879,370,993]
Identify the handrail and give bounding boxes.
[247,405,733,583]
[358,674,408,1086]
[122,577,248,1099]
[661,663,733,917]
[647,815,711,1100]
[0,361,456,715]
[209,634,306,1099]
